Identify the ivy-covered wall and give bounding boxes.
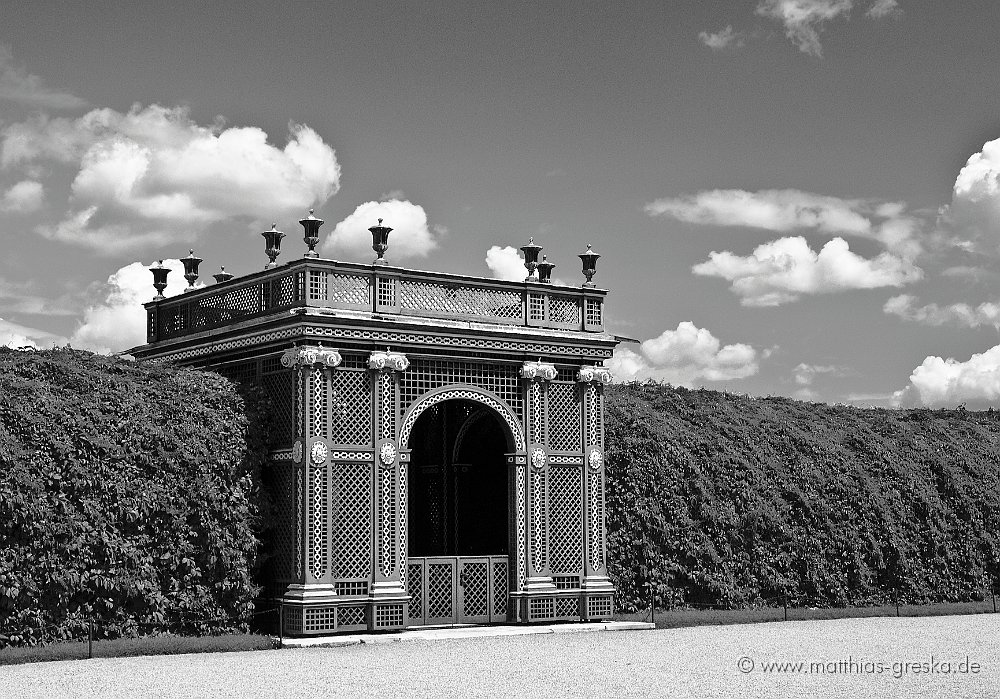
[606,383,1000,612]
[0,349,272,647]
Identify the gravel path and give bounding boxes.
[2,614,995,698]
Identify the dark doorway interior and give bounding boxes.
[408,400,509,556]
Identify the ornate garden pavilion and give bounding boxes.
[131,213,618,635]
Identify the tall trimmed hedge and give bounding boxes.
[606,383,1000,612]
[0,348,271,647]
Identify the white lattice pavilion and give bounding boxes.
[133,225,619,634]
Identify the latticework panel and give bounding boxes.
[273,461,295,581]
[516,464,526,590]
[261,371,294,446]
[338,606,366,627]
[377,277,396,307]
[330,272,370,305]
[309,465,328,580]
[530,382,544,444]
[304,607,335,633]
[399,280,521,319]
[588,475,605,571]
[585,298,603,326]
[398,462,407,577]
[283,608,303,635]
[550,295,580,324]
[528,293,545,321]
[587,384,604,447]
[529,597,555,620]
[308,270,327,301]
[378,372,395,440]
[375,604,404,628]
[310,368,328,438]
[549,466,583,575]
[530,470,547,572]
[400,359,521,414]
[379,470,397,577]
[330,369,371,445]
[553,575,579,589]
[335,581,368,596]
[587,596,613,618]
[408,563,424,620]
[295,468,303,578]
[461,562,489,617]
[331,462,372,579]
[555,597,579,617]
[548,382,582,452]
[492,560,509,618]
[427,563,454,620]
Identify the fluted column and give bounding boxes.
[520,360,557,592]
[282,345,342,602]
[369,349,410,599]
[578,365,614,597]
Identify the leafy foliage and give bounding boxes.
[0,348,271,647]
[606,383,1000,612]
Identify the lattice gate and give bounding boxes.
[407,556,509,626]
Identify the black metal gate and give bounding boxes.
[407,555,509,625]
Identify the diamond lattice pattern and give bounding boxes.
[332,461,372,579]
[548,466,583,575]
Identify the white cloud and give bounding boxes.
[0,179,43,212]
[608,321,760,385]
[756,0,853,57]
[322,199,441,261]
[485,246,526,281]
[944,136,1000,246]
[692,236,921,306]
[0,317,68,349]
[0,44,87,110]
[698,26,746,51]
[646,188,921,258]
[883,294,1000,329]
[1,104,340,253]
[70,259,189,354]
[892,345,1000,408]
[792,362,846,385]
[866,0,900,19]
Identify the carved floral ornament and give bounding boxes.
[379,441,397,467]
[530,447,547,470]
[368,349,409,372]
[520,360,557,381]
[576,365,613,385]
[588,447,604,471]
[280,346,343,369]
[292,441,303,464]
[310,441,329,465]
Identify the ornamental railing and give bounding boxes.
[145,258,606,343]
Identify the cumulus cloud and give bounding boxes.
[70,259,189,354]
[866,0,900,18]
[692,236,921,306]
[322,199,441,261]
[1,104,340,253]
[755,1,899,57]
[0,179,43,212]
[883,294,1000,329]
[646,188,921,258]
[608,322,760,385]
[0,317,68,349]
[943,136,1000,247]
[698,26,746,51]
[0,44,88,110]
[892,345,1000,408]
[485,246,526,281]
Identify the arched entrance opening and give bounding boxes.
[405,398,513,625]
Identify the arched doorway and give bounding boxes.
[405,398,513,625]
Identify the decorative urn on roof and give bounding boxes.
[149,260,170,301]
[299,209,324,258]
[262,224,285,269]
[369,218,392,265]
[181,249,202,292]
[579,244,600,287]
[520,237,543,281]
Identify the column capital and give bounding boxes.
[280,345,342,368]
[368,349,409,372]
[576,365,613,385]
[520,360,557,381]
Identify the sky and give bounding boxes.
[2,0,1000,408]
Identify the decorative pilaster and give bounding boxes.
[281,346,342,603]
[577,365,614,599]
[369,350,409,600]
[520,360,557,591]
